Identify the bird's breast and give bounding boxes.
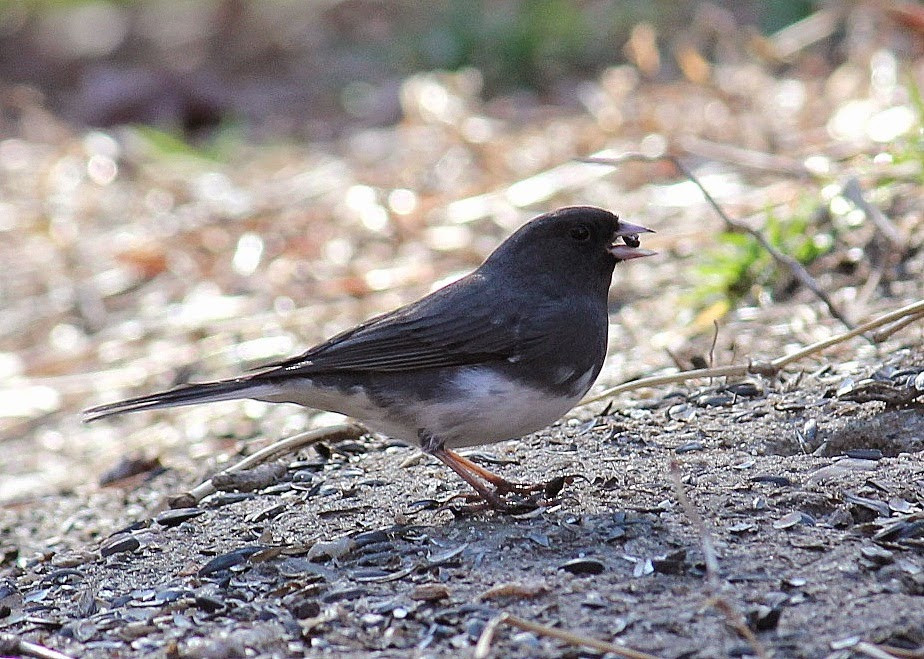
[418,365,596,449]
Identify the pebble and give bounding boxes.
[750,475,792,487]
[100,534,141,557]
[726,382,763,397]
[914,371,924,391]
[465,619,486,640]
[155,508,204,528]
[747,605,781,631]
[697,393,734,407]
[50,550,95,568]
[511,631,541,649]
[291,469,315,483]
[352,529,391,548]
[560,557,605,575]
[205,492,255,507]
[427,544,467,567]
[245,503,287,523]
[860,545,894,565]
[874,520,924,542]
[289,599,320,619]
[410,583,451,601]
[197,546,265,576]
[773,511,814,530]
[193,596,224,613]
[889,497,912,513]
[154,588,192,603]
[845,449,883,461]
[352,568,395,582]
[307,536,355,561]
[667,403,696,421]
[320,587,367,603]
[652,549,687,574]
[675,441,705,454]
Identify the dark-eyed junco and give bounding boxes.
[85,207,654,509]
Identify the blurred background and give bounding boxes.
[2,0,838,140]
[0,0,922,500]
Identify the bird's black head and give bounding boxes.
[480,206,654,298]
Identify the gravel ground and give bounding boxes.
[1,8,923,654]
[1,341,923,658]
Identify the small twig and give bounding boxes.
[581,299,924,406]
[170,423,367,507]
[762,299,923,370]
[579,153,854,328]
[581,365,747,405]
[0,634,76,659]
[677,135,811,178]
[668,461,720,588]
[765,7,841,60]
[708,319,720,372]
[873,309,924,341]
[841,177,906,250]
[669,461,768,658]
[665,347,686,371]
[472,614,505,658]
[859,641,924,658]
[474,612,658,659]
[855,640,920,659]
[711,599,769,658]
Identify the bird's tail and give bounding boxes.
[83,377,261,423]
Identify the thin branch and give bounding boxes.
[0,634,76,659]
[677,135,812,178]
[709,319,720,371]
[855,641,919,659]
[857,641,924,658]
[668,460,720,588]
[474,612,658,659]
[873,309,924,341]
[169,423,367,507]
[581,299,924,406]
[579,153,854,328]
[669,461,768,658]
[841,177,906,250]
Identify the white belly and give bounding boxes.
[417,367,594,448]
[256,366,597,449]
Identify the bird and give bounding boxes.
[84,206,655,510]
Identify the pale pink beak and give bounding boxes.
[609,220,656,261]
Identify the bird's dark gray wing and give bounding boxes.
[257,274,542,375]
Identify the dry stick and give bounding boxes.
[873,308,924,342]
[473,612,658,659]
[668,461,769,659]
[170,423,367,507]
[854,641,917,659]
[677,135,812,178]
[579,154,854,329]
[667,460,720,587]
[841,176,906,250]
[581,298,924,406]
[0,634,76,659]
[708,319,720,381]
[858,641,924,658]
[766,7,841,60]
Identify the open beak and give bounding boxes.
[609,220,656,261]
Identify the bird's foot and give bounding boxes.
[446,492,541,516]
[427,443,582,514]
[445,476,580,515]
[490,478,544,497]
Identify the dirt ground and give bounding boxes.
[1,336,923,658]
[2,4,924,657]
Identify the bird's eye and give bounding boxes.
[570,225,590,241]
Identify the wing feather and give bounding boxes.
[255,275,538,376]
